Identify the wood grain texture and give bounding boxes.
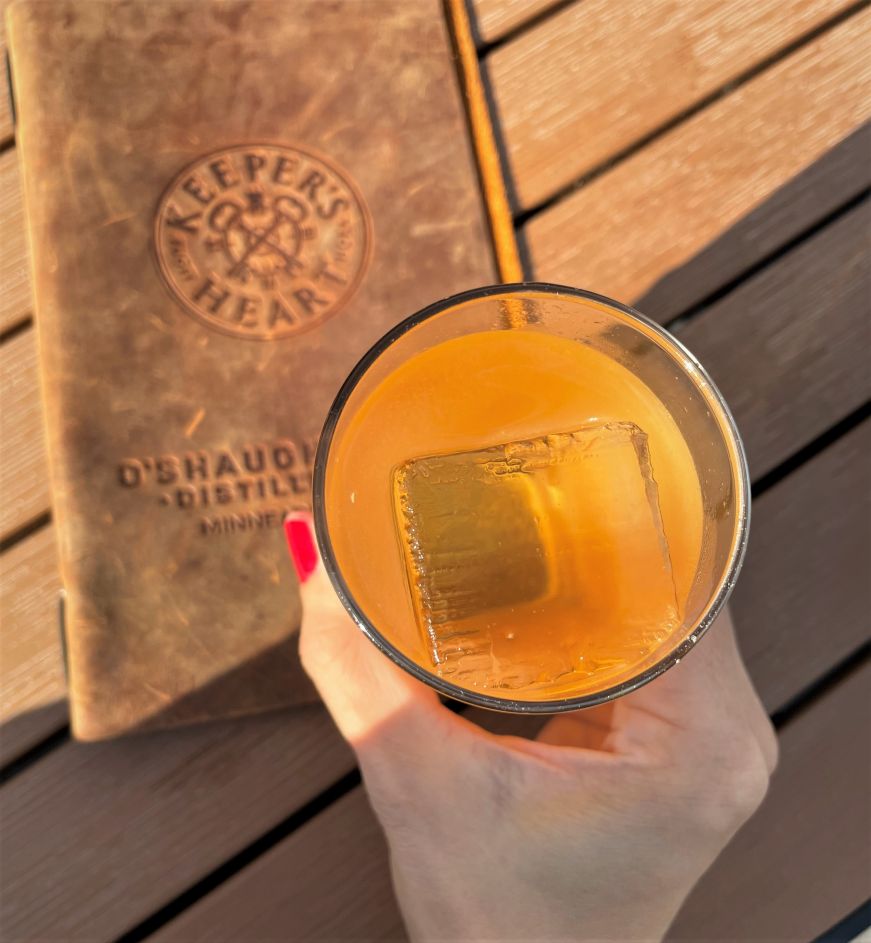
[524,12,871,302]
[732,419,871,713]
[0,706,355,942]
[0,327,50,539]
[0,1,13,143]
[150,636,871,943]
[635,122,871,323]
[674,198,870,479]
[0,148,31,333]
[490,0,853,210]
[669,659,871,942]
[471,0,557,44]
[0,523,66,766]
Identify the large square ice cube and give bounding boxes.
[393,421,680,692]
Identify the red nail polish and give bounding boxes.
[284,517,318,584]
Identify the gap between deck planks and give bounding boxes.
[144,626,871,942]
[672,197,869,481]
[469,0,562,47]
[521,8,871,300]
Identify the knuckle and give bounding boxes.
[759,717,780,775]
[689,734,772,833]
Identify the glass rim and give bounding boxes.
[312,282,751,714]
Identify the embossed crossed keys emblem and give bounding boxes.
[205,189,315,290]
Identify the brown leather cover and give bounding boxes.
[7,0,495,739]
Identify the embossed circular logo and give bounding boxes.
[154,144,372,340]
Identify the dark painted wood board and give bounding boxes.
[0,707,354,941]
[154,788,407,943]
[731,419,871,714]
[668,659,871,942]
[673,198,870,481]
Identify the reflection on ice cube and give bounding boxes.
[393,422,680,693]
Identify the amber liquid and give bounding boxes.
[325,329,704,700]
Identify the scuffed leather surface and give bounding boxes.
[8,0,495,739]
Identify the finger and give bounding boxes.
[536,702,618,752]
[285,511,443,747]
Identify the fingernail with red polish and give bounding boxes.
[284,515,318,584]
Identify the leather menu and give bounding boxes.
[7,0,495,739]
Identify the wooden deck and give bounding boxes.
[1,1,869,939]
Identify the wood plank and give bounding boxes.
[155,788,406,943]
[669,659,871,941]
[732,419,871,713]
[491,0,854,211]
[524,12,871,302]
[635,122,871,324]
[0,148,31,333]
[0,326,50,539]
[0,523,66,766]
[0,706,355,941]
[471,0,557,45]
[674,198,869,479]
[0,0,14,143]
[152,629,871,943]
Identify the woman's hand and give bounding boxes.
[289,512,777,943]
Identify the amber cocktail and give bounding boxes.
[313,285,748,712]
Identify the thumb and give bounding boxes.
[285,511,441,748]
